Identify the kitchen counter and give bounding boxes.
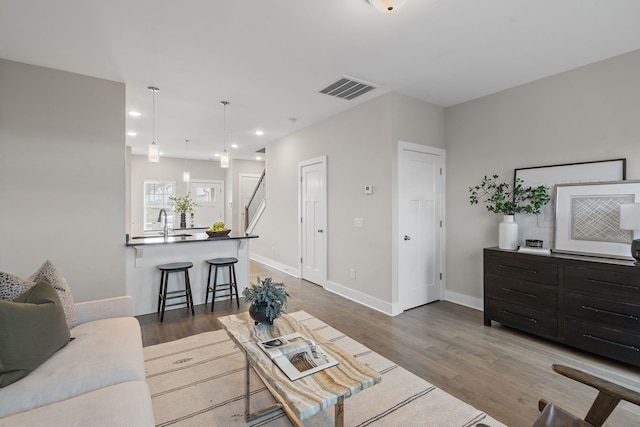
[126,232,258,315]
[126,231,257,246]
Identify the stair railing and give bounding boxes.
[245,170,266,233]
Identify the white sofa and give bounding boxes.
[0,296,154,426]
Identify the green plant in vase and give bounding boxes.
[242,276,289,325]
[469,174,550,249]
[169,193,200,228]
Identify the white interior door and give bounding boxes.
[300,156,327,286]
[239,174,261,232]
[189,180,224,228]
[398,142,445,311]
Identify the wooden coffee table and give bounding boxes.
[218,312,381,427]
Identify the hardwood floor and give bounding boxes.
[137,261,640,426]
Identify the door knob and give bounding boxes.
[403,235,411,241]
[317,229,324,233]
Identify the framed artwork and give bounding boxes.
[514,159,626,248]
[554,180,640,259]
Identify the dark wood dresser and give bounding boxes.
[484,247,640,367]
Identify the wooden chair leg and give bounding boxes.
[584,392,621,427]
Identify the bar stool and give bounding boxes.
[157,262,194,322]
[205,257,239,311]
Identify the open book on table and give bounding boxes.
[258,332,338,381]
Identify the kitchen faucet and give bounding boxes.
[158,209,168,239]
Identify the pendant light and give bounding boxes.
[147,86,160,162]
[183,139,190,182]
[220,100,230,169]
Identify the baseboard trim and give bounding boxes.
[444,289,483,311]
[250,253,300,278]
[249,255,483,315]
[324,280,394,316]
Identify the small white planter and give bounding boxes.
[498,215,518,250]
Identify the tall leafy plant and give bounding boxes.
[469,175,550,215]
[169,193,200,214]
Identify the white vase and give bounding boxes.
[498,215,518,250]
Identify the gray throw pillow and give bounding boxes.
[0,279,71,388]
[0,272,34,301]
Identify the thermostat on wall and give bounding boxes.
[364,185,373,195]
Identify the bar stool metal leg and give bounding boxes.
[185,269,195,316]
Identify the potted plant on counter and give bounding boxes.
[469,174,550,250]
[169,193,200,228]
[242,276,289,325]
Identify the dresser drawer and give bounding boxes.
[564,293,640,331]
[564,264,640,300]
[485,253,557,285]
[485,276,557,310]
[486,297,557,337]
[564,319,640,366]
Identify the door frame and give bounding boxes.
[393,141,446,315]
[298,155,327,286]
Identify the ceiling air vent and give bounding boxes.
[318,76,378,101]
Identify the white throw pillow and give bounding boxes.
[29,260,77,329]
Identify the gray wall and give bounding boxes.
[0,59,126,301]
[445,49,640,308]
[252,92,445,308]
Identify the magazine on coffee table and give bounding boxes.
[258,332,338,381]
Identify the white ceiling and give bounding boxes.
[1,0,639,161]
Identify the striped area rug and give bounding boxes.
[144,311,506,427]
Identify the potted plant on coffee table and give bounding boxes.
[169,193,200,228]
[242,276,289,325]
[469,174,550,250]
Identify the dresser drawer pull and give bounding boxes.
[581,305,639,321]
[498,264,537,274]
[501,287,538,299]
[583,334,640,352]
[500,309,538,323]
[585,278,639,291]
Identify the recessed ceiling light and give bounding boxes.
[256,156,262,161]
[128,111,141,117]
[127,131,137,136]
[255,130,264,136]
[231,143,239,149]
[214,153,220,158]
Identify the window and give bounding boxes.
[143,181,175,231]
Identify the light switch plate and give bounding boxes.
[364,185,373,195]
[354,217,364,228]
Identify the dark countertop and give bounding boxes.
[126,232,258,247]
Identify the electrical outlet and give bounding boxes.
[350,268,356,279]
[354,217,364,228]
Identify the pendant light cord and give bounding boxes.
[185,140,189,168]
[152,89,155,143]
[220,100,229,152]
